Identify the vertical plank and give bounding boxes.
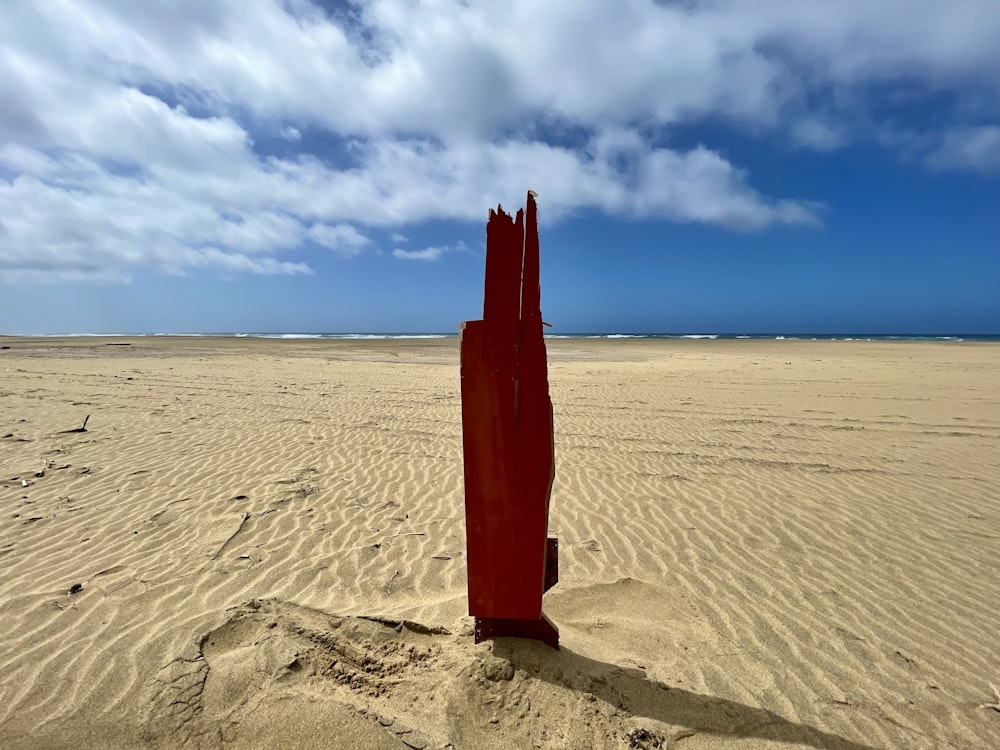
[483,206,522,331]
[462,204,526,617]
[460,321,517,616]
[462,193,557,625]
[512,192,554,617]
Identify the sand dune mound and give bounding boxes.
[135,592,878,750]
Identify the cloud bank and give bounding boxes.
[2,0,998,280]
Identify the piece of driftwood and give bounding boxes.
[210,511,251,560]
[60,415,90,434]
[460,191,559,648]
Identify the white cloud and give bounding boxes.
[0,268,131,285]
[230,134,819,229]
[926,126,1000,174]
[788,118,849,152]
[40,0,993,141]
[393,246,446,262]
[306,223,373,256]
[393,239,469,262]
[1,0,998,282]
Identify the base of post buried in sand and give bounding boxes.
[474,613,560,649]
[473,537,560,648]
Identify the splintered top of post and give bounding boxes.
[488,204,513,222]
[521,191,540,322]
[482,192,540,325]
[488,193,538,222]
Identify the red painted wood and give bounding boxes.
[460,320,517,616]
[474,613,558,649]
[483,206,523,329]
[461,193,558,629]
[511,193,552,617]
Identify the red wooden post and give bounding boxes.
[460,191,559,648]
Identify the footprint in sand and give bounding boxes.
[144,599,446,749]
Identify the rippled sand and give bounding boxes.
[1,336,998,749]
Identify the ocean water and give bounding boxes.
[5,332,999,342]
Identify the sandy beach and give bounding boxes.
[1,336,998,749]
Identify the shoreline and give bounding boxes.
[2,335,998,370]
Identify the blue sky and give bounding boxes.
[1,1,998,334]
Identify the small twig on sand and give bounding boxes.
[211,511,251,560]
[981,682,1000,712]
[60,415,90,434]
[389,531,425,538]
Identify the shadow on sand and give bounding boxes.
[493,638,880,750]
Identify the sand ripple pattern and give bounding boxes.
[1,338,998,748]
[547,342,1000,749]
